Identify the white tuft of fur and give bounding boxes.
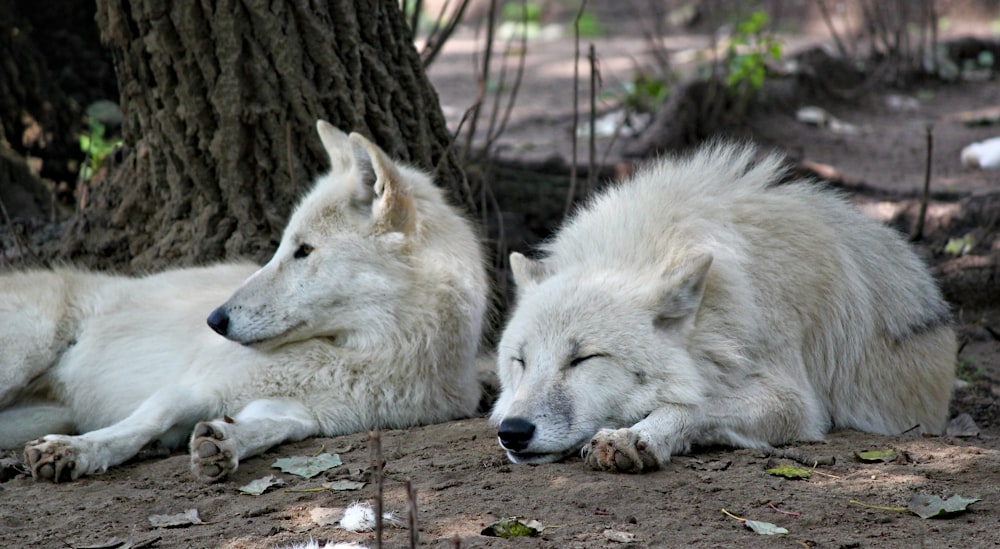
[338,501,400,533]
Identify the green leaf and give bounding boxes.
[272,453,343,478]
[239,474,285,495]
[907,494,980,519]
[944,235,974,256]
[481,518,542,538]
[766,464,811,479]
[744,519,788,535]
[854,449,896,463]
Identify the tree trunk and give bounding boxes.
[56,0,466,271]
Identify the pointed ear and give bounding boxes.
[349,132,416,234]
[509,252,549,288]
[655,253,712,326]
[316,120,354,173]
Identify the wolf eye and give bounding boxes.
[569,354,604,367]
[294,244,314,259]
[512,357,525,368]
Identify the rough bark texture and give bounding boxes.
[53,0,466,271]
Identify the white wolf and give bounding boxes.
[0,120,487,482]
[492,143,956,473]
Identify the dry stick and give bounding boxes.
[421,0,474,68]
[483,0,529,154]
[563,0,588,218]
[911,123,933,242]
[763,447,836,467]
[286,122,296,185]
[409,0,423,41]
[406,480,418,549]
[461,0,498,165]
[815,0,849,59]
[370,431,384,549]
[587,43,598,196]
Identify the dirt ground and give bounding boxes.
[5,9,1000,549]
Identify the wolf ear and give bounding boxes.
[316,120,354,173]
[655,253,713,326]
[509,252,549,288]
[348,132,416,235]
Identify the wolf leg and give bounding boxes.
[189,398,319,483]
[24,386,212,482]
[585,375,824,473]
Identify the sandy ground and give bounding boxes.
[5,10,1000,549]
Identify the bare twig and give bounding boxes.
[286,121,296,186]
[587,43,598,196]
[370,430,384,549]
[461,0,498,164]
[910,123,933,242]
[564,0,588,218]
[409,0,423,41]
[815,0,849,58]
[406,480,418,549]
[763,447,836,467]
[421,0,474,68]
[483,0,529,155]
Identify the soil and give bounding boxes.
[5,9,1000,549]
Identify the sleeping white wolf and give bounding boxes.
[0,120,487,482]
[492,143,956,473]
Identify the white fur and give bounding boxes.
[0,120,488,482]
[492,142,956,472]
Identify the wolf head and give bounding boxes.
[207,120,425,350]
[491,252,713,464]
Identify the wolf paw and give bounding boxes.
[189,421,239,483]
[24,436,84,482]
[583,428,659,473]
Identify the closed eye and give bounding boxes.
[512,357,525,368]
[294,243,314,259]
[569,353,605,367]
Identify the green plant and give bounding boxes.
[956,357,982,382]
[79,119,121,183]
[725,10,782,96]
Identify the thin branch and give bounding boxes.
[370,431,384,549]
[815,0,849,58]
[587,43,598,196]
[564,0,588,218]
[422,0,474,68]
[910,123,933,242]
[461,0,498,163]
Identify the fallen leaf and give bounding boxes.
[765,464,811,479]
[148,508,203,528]
[907,494,980,519]
[721,508,788,535]
[239,474,285,495]
[272,453,343,478]
[481,518,542,538]
[743,519,789,535]
[603,529,637,542]
[854,449,896,463]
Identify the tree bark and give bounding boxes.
[56,0,466,271]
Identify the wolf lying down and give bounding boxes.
[492,143,956,473]
[0,121,488,482]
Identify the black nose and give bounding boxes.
[498,417,536,452]
[206,307,230,336]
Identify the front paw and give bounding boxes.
[189,420,239,483]
[582,428,659,473]
[24,436,85,482]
